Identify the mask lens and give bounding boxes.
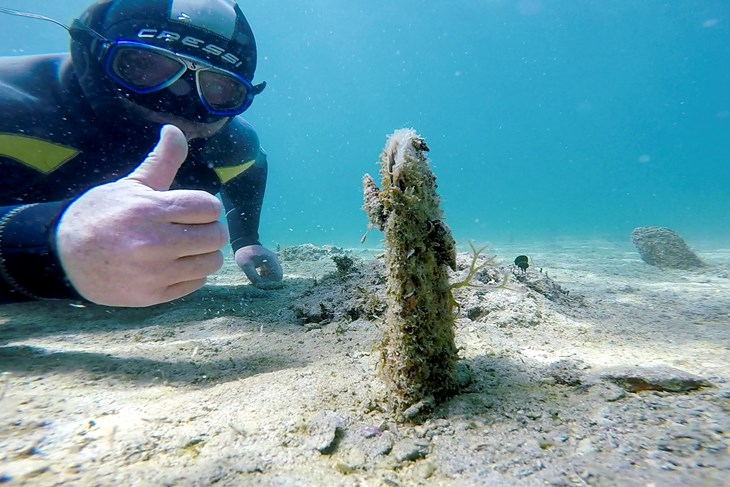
[198,70,250,112]
[110,46,185,91]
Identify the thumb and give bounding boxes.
[125,124,189,191]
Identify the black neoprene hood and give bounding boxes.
[79,0,258,81]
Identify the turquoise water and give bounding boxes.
[2,0,728,248]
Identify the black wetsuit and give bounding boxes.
[0,54,268,304]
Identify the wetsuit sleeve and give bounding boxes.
[220,147,268,253]
[0,201,82,304]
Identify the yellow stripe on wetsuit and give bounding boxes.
[213,159,255,184]
[0,133,79,174]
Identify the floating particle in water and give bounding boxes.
[638,154,651,164]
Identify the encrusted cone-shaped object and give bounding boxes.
[362,128,460,418]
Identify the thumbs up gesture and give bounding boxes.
[56,125,229,307]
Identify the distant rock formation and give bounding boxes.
[631,226,705,269]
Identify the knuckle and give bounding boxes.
[210,251,225,272]
[218,223,229,247]
[207,195,223,216]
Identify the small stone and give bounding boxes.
[538,439,554,451]
[600,366,713,393]
[546,360,584,386]
[391,438,426,463]
[414,461,437,479]
[332,461,354,475]
[402,396,435,421]
[364,431,395,458]
[307,411,347,454]
[232,461,265,474]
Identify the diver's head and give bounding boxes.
[70,0,264,133]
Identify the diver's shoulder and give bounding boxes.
[0,53,67,79]
[221,116,260,146]
[207,116,261,158]
[0,54,68,104]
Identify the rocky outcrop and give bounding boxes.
[631,226,705,270]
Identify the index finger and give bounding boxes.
[158,189,223,224]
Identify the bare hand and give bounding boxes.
[56,125,228,307]
[235,245,283,289]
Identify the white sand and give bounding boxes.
[1,239,728,486]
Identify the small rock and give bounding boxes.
[545,360,585,386]
[308,411,347,454]
[391,438,427,463]
[414,461,437,479]
[232,461,265,474]
[363,431,395,458]
[332,461,355,475]
[600,365,712,393]
[361,425,381,438]
[402,396,435,421]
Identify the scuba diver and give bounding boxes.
[0,0,283,306]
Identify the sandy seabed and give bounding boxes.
[0,239,728,486]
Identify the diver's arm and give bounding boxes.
[220,147,267,252]
[0,201,82,303]
[0,56,86,303]
[220,148,283,286]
